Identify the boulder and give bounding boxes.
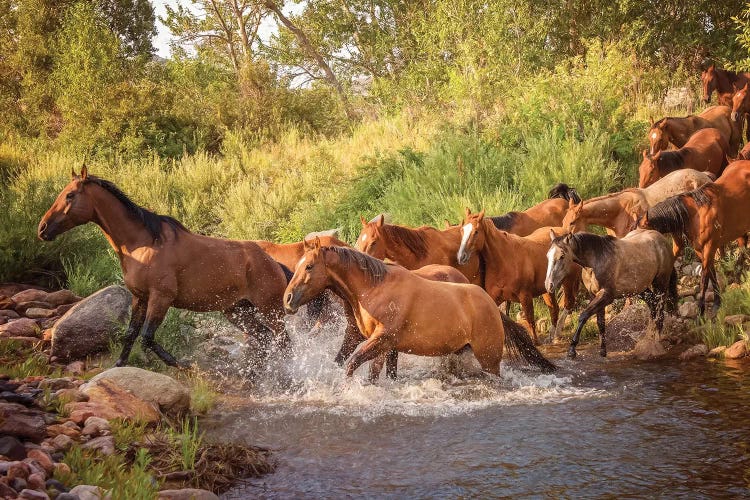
[725,340,748,359]
[87,367,190,415]
[23,308,56,319]
[0,297,14,310]
[81,417,110,437]
[81,435,115,456]
[68,379,159,424]
[10,290,49,305]
[50,286,131,362]
[679,344,708,361]
[678,301,699,319]
[26,449,53,474]
[51,434,74,452]
[0,318,41,338]
[0,435,27,460]
[19,489,49,500]
[724,314,750,327]
[0,402,46,442]
[0,309,20,319]
[44,290,81,308]
[633,325,667,360]
[69,484,110,500]
[157,489,219,500]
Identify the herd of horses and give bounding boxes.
[34,65,750,382]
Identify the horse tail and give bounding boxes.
[501,313,556,373]
[666,268,678,314]
[548,183,581,203]
[277,261,294,283]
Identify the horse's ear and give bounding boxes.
[71,167,77,179]
[464,206,471,217]
[312,236,321,250]
[360,215,367,227]
[653,150,661,162]
[549,229,557,242]
[642,149,648,159]
[375,214,384,227]
[743,82,749,92]
[80,163,88,180]
[478,209,485,220]
[642,211,649,227]
[444,219,452,229]
[649,116,654,127]
[303,237,315,251]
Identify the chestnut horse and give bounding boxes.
[283,240,556,381]
[545,230,676,359]
[488,183,580,235]
[38,167,291,367]
[563,169,715,238]
[647,106,740,156]
[702,64,750,106]
[638,128,728,188]
[457,209,581,344]
[637,160,750,315]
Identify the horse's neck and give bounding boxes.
[481,222,519,269]
[717,70,736,93]
[664,120,692,145]
[386,227,435,267]
[326,259,377,309]
[89,187,157,255]
[573,243,611,275]
[581,196,627,227]
[658,151,683,173]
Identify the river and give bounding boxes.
[206,320,750,498]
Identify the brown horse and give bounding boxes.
[637,160,750,315]
[255,235,350,269]
[731,82,750,126]
[283,240,556,381]
[546,230,677,358]
[488,183,581,235]
[356,215,484,285]
[702,64,750,106]
[638,128,728,188]
[736,142,750,161]
[563,169,715,238]
[457,209,580,344]
[648,106,740,156]
[38,167,291,368]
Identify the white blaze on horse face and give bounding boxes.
[458,223,473,262]
[545,245,560,291]
[651,132,657,140]
[361,234,367,242]
[296,255,306,271]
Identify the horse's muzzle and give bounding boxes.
[37,222,56,241]
[731,111,740,122]
[283,290,299,314]
[456,251,470,266]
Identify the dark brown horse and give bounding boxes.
[702,65,750,141]
[38,167,291,368]
[638,128,728,188]
[648,106,740,156]
[284,240,555,381]
[637,160,750,315]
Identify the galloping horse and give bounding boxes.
[647,106,740,156]
[562,169,714,237]
[545,230,677,359]
[356,215,484,285]
[457,209,580,344]
[638,128,728,188]
[38,167,291,367]
[637,160,750,316]
[283,240,556,381]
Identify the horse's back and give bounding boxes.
[412,264,470,284]
[644,169,713,204]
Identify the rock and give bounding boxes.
[0,480,17,498]
[724,340,748,359]
[68,379,159,424]
[87,367,190,415]
[53,303,76,317]
[0,435,27,460]
[81,436,115,456]
[53,462,71,476]
[45,478,68,493]
[724,314,750,327]
[54,388,88,403]
[0,309,20,319]
[12,477,29,491]
[56,494,80,500]
[38,378,75,391]
[604,304,650,351]
[50,286,131,362]
[11,290,49,305]
[7,461,31,479]
[81,417,110,437]
[0,297,14,310]
[44,290,81,308]
[678,301,699,319]
[19,489,50,500]
[0,318,41,338]
[678,286,698,298]
[26,449,53,474]
[69,484,110,500]
[51,434,74,452]
[708,346,727,358]
[27,472,45,491]
[64,361,86,375]
[633,325,667,360]
[24,308,56,319]
[679,344,708,361]
[157,489,220,500]
[0,402,46,442]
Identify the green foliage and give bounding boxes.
[167,417,203,471]
[186,373,218,414]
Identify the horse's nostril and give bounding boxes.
[285,292,293,304]
[39,222,47,233]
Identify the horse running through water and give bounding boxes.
[283,239,556,381]
[637,160,750,316]
[648,106,740,156]
[38,167,291,368]
[562,169,715,241]
[545,230,677,358]
[638,128,728,188]
[457,209,580,344]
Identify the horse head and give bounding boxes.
[701,64,717,104]
[457,207,485,266]
[38,164,96,241]
[731,82,749,122]
[284,236,328,314]
[638,149,661,188]
[545,229,575,293]
[356,214,386,259]
[561,198,585,233]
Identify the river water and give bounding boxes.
[208,320,750,498]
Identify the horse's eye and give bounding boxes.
[305,264,313,271]
[66,192,75,200]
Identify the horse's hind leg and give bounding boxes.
[569,289,612,359]
[115,296,147,367]
[225,301,275,351]
[385,350,398,379]
[140,293,181,367]
[596,309,607,357]
[541,292,559,345]
[519,294,539,345]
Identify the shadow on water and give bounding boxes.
[203,317,750,499]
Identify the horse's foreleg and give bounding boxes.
[596,309,607,357]
[709,263,722,314]
[569,289,612,359]
[385,350,398,379]
[541,292,559,345]
[698,248,715,317]
[519,295,539,345]
[140,293,181,367]
[345,327,393,380]
[115,296,147,367]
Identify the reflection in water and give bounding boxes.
[205,318,750,498]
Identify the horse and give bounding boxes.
[638,128,728,188]
[283,239,556,381]
[562,169,715,239]
[356,215,485,285]
[488,183,581,235]
[647,106,740,156]
[636,160,750,316]
[38,167,292,368]
[730,82,750,129]
[255,235,350,269]
[457,208,580,344]
[334,264,470,380]
[545,230,677,359]
[702,65,750,141]
[736,142,750,161]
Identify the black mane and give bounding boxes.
[643,184,712,235]
[559,232,617,260]
[548,183,581,203]
[84,176,189,242]
[326,246,387,283]
[490,212,519,231]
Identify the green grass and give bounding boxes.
[167,417,203,471]
[185,372,218,414]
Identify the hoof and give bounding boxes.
[114,358,127,368]
[599,349,607,357]
[176,359,195,371]
[567,348,577,359]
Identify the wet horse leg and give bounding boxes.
[224,300,276,351]
[334,301,363,365]
[569,289,613,359]
[596,309,607,357]
[345,327,394,380]
[114,296,146,367]
[541,292,559,345]
[140,293,181,367]
[709,263,722,314]
[519,294,539,345]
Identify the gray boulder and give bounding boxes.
[87,367,190,415]
[50,286,131,362]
